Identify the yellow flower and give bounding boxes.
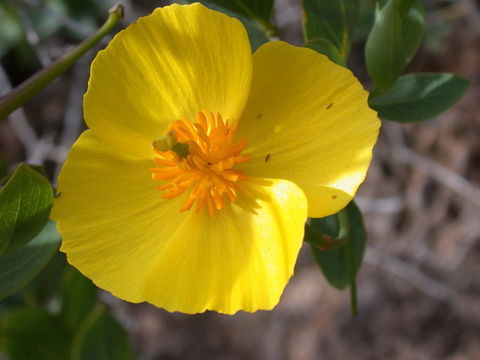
[51,3,380,314]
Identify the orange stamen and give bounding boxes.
[151,111,251,214]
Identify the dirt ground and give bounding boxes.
[1,0,479,359]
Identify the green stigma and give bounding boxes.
[152,132,189,157]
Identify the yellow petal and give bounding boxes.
[84,3,252,158]
[51,131,180,299]
[237,41,380,218]
[143,178,307,314]
[52,131,308,314]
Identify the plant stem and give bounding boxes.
[339,209,358,316]
[0,4,124,121]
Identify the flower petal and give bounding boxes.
[142,178,307,314]
[51,131,181,297]
[85,3,252,158]
[52,132,308,314]
[237,41,380,218]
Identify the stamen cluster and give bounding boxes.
[151,111,250,214]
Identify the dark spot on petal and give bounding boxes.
[207,162,212,165]
[331,195,337,199]
[326,103,333,110]
[265,154,271,162]
[256,113,263,119]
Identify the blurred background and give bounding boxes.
[1,0,479,359]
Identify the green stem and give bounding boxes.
[339,209,358,316]
[0,4,124,120]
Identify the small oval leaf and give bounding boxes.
[365,0,405,89]
[369,73,470,122]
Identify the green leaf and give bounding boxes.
[397,0,415,15]
[71,306,134,360]
[0,221,61,300]
[0,308,71,360]
[304,37,345,66]
[402,0,425,65]
[61,267,98,331]
[0,163,53,256]
[365,0,425,89]
[365,0,404,89]
[353,0,376,41]
[310,201,366,290]
[182,0,272,50]
[0,163,47,186]
[202,0,274,26]
[369,73,470,122]
[302,0,360,59]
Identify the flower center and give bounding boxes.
[151,111,250,215]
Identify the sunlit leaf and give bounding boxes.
[0,164,53,256]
